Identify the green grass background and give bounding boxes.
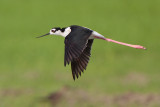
[0,0,160,106]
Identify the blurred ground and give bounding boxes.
[0,0,160,107]
[43,86,160,107]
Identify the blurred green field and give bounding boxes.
[0,0,160,106]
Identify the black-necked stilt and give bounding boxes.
[37,25,146,80]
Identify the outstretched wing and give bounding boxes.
[64,25,92,66]
[71,39,94,80]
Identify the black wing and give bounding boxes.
[71,39,94,80]
[64,25,92,66]
[64,25,93,80]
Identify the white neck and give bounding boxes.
[61,27,71,37]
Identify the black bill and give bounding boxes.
[36,33,50,38]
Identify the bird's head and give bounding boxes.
[49,27,62,35]
[36,27,71,38]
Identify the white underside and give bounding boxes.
[89,31,105,39]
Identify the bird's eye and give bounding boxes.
[51,30,55,33]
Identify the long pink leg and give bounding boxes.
[105,38,146,49]
[95,36,146,49]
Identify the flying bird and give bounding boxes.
[37,25,146,80]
